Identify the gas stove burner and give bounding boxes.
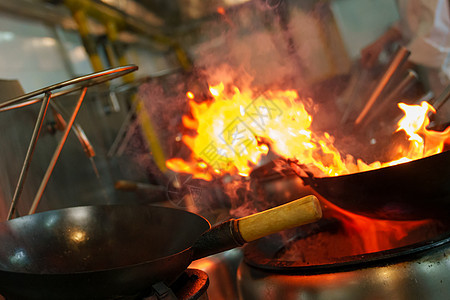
[168,269,209,300]
[144,269,209,300]
[239,215,450,299]
[92,269,209,300]
[243,216,450,273]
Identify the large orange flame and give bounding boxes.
[397,101,450,158]
[167,83,449,180]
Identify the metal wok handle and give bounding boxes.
[191,195,322,260]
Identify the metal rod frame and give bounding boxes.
[1,65,138,220]
[28,87,88,215]
[7,93,51,220]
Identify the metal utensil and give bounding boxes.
[355,46,410,125]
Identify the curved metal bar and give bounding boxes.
[0,87,87,113]
[0,98,41,112]
[0,83,115,113]
[0,65,138,110]
[7,92,52,220]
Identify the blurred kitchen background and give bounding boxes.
[0,0,404,220]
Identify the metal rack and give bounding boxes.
[0,65,138,220]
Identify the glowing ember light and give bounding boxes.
[186,91,195,99]
[167,83,450,180]
[209,85,221,97]
[217,7,226,15]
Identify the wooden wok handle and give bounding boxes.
[114,180,166,191]
[237,195,322,242]
[191,195,321,260]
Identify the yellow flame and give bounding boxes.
[397,101,450,157]
[167,84,449,180]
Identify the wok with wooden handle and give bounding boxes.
[0,195,321,299]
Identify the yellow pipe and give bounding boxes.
[65,0,126,31]
[106,21,168,173]
[135,100,168,173]
[72,9,103,72]
[64,0,191,70]
[174,44,192,71]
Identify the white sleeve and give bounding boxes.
[406,0,450,70]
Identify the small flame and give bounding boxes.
[186,91,195,100]
[167,83,450,180]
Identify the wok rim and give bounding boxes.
[303,150,449,181]
[0,204,211,276]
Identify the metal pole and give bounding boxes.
[7,92,52,220]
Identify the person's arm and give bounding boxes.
[360,26,403,68]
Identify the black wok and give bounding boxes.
[0,195,321,299]
[297,150,450,220]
